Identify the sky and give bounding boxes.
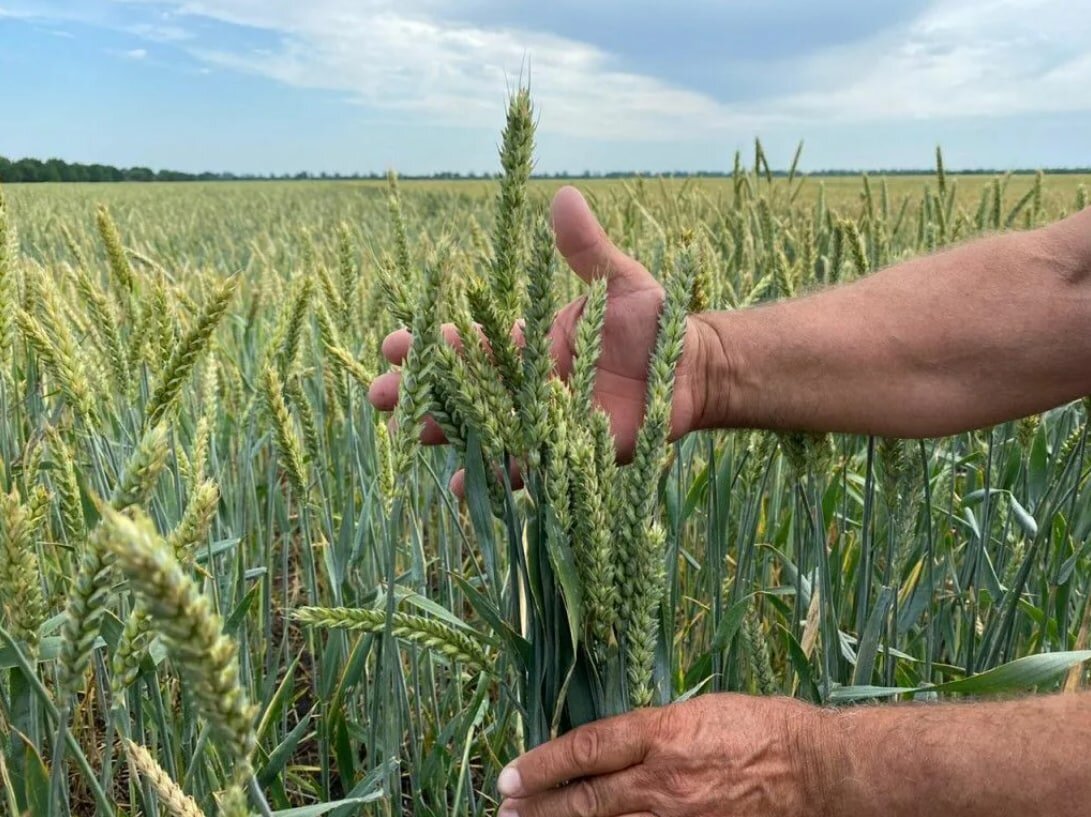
[1,0,1090,175]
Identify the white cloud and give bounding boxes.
[176,1,765,140]
[122,47,147,59]
[150,0,1091,141]
[128,21,191,41]
[76,0,1091,143]
[778,0,1091,122]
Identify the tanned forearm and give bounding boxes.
[694,207,1091,438]
[812,692,1091,817]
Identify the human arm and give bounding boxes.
[820,690,1091,817]
[496,692,1091,817]
[691,205,1091,438]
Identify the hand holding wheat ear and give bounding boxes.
[367,185,713,494]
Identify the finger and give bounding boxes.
[499,768,649,817]
[381,324,464,367]
[380,407,448,446]
[472,319,524,360]
[551,186,655,292]
[448,459,524,498]
[367,371,401,411]
[419,416,447,446]
[510,318,526,350]
[497,709,656,798]
[380,329,413,365]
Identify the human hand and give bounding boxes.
[367,185,715,494]
[495,694,828,817]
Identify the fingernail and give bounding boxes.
[497,765,523,798]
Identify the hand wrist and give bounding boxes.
[688,312,739,432]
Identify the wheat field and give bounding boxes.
[1,94,1091,816]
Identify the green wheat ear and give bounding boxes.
[166,479,220,565]
[323,340,375,391]
[335,222,357,329]
[616,246,695,707]
[520,219,558,466]
[58,423,176,702]
[57,526,115,700]
[261,365,309,500]
[295,606,491,671]
[491,87,535,323]
[219,783,253,817]
[387,169,411,280]
[111,423,170,511]
[100,506,258,777]
[569,277,608,417]
[18,294,97,424]
[391,259,449,478]
[74,263,130,395]
[96,204,135,294]
[275,274,313,376]
[110,603,154,709]
[0,489,46,652]
[144,274,237,428]
[47,428,86,543]
[0,183,13,367]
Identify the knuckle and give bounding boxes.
[570,727,601,768]
[569,780,601,817]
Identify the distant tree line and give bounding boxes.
[0,156,331,183]
[2,154,1089,184]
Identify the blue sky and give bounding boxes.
[2,0,1090,175]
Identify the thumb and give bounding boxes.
[551,186,656,291]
